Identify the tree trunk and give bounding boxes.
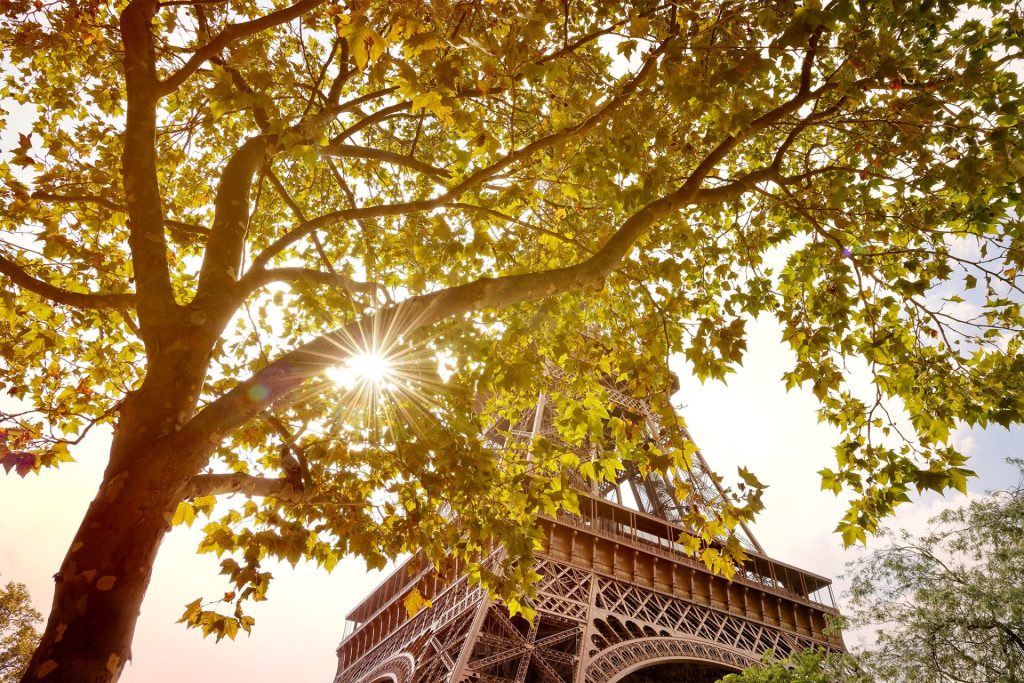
[21,349,214,683]
[20,459,179,682]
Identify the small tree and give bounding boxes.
[0,579,41,683]
[846,462,1024,683]
[719,649,870,683]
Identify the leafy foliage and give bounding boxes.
[0,0,1023,674]
[0,578,41,683]
[719,648,870,683]
[846,461,1024,682]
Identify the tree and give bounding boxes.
[0,0,1021,679]
[719,649,870,683]
[0,579,41,683]
[845,461,1024,682]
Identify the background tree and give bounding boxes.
[0,579,41,683]
[845,461,1024,682]
[0,0,1022,680]
[719,649,869,683]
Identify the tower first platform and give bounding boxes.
[334,377,842,683]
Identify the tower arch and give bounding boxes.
[361,652,415,683]
[584,636,756,683]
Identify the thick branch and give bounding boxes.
[693,167,779,204]
[180,208,663,445]
[184,472,308,501]
[324,40,351,105]
[683,29,826,188]
[198,88,402,307]
[0,255,136,309]
[694,164,848,204]
[196,135,269,300]
[121,0,178,326]
[158,0,327,96]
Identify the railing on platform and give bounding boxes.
[548,496,837,611]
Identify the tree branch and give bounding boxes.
[330,101,411,146]
[236,267,389,300]
[121,0,179,328]
[31,191,122,213]
[449,202,589,251]
[184,472,309,501]
[322,143,449,179]
[30,192,210,238]
[264,169,339,277]
[681,29,827,190]
[324,40,351,105]
[195,135,269,301]
[249,39,671,271]
[158,0,327,96]
[177,37,851,449]
[0,254,136,309]
[197,87,401,308]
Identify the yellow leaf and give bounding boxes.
[700,547,719,570]
[171,501,197,527]
[410,91,453,126]
[340,20,386,70]
[223,617,239,641]
[192,495,217,517]
[737,466,766,489]
[679,533,701,555]
[178,598,202,625]
[342,24,370,69]
[507,597,536,622]
[401,30,443,58]
[403,587,432,618]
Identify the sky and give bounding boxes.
[2,314,1021,683]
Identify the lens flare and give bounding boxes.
[298,303,457,445]
[327,352,395,390]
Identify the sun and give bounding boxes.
[326,352,395,391]
[315,316,450,437]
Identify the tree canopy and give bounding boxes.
[0,579,41,683]
[1,0,1023,680]
[846,461,1024,682]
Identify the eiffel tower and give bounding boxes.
[333,367,844,683]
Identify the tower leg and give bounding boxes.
[449,596,492,682]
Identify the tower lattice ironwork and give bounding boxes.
[333,371,843,683]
